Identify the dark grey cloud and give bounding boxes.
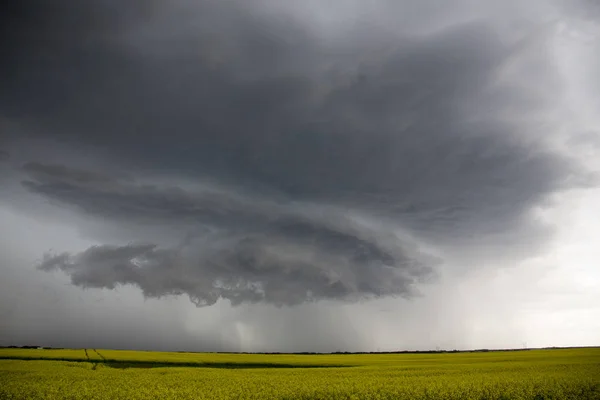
[25,162,435,306]
[0,246,234,352]
[2,0,596,308]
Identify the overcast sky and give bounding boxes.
[1,0,599,352]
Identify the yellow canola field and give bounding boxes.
[1,347,599,399]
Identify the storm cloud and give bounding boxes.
[24,161,435,306]
[2,0,598,313]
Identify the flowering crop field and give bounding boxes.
[1,348,599,399]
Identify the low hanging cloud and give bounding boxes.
[3,0,598,308]
[27,161,435,306]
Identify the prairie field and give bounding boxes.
[1,347,599,399]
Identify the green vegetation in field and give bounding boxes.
[1,348,599,399]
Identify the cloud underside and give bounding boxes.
[3,0,596,306]
[38,242,431,307]
[27,161,435,306]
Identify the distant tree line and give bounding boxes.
[0,346,64,349]
[4,345,594,354]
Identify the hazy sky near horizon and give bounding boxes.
[1,0,599,352]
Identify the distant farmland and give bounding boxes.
[1,347,599,399]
